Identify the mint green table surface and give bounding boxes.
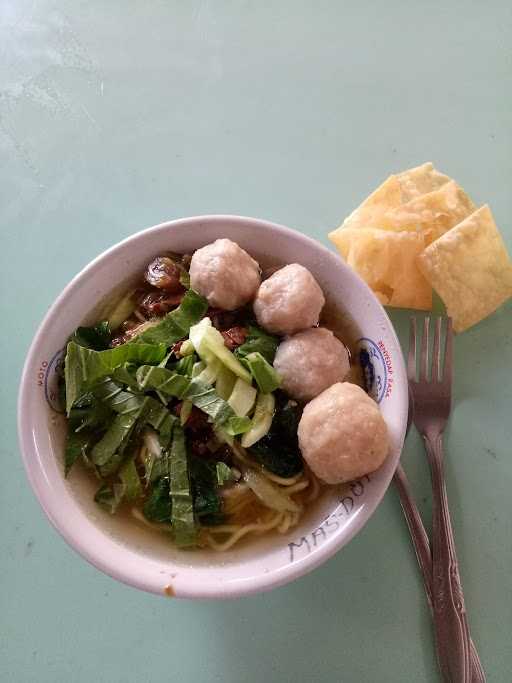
[1,2,511,681]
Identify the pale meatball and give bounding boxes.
[274,328,350,402]
[298,383,389,484]
[253,264,325,335]
[190,239,261,310]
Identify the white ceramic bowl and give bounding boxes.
[18,215,407,599]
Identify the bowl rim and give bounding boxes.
[18,214,407,598]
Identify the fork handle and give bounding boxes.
[394,465,486,682]
[424,431,472,683]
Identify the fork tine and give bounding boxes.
[443,317,454,386]
[408,317,418,382]
[432,317,442,381]
[419,317,430,381]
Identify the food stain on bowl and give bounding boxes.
[164,584,175,598]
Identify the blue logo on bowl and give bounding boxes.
[43,348,66,413]
[356,337,393,404]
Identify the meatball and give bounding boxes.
[189,239,261,311]
[274,328,350,402]
[253,264,325,335]
[298,383,389,484]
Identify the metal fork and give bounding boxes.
[408,316,479,683]
[393,396,485,682]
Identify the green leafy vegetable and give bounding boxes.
[94,482,125,514]
[178,339,195,357]
[62,279,292,547]
[92,379,147,415]
[71,321,111,350]
[143,477,172,522]
[224,417,252,436]
[271,394,302,441]
[189,457,223,523]
[172,354,196,377]
[241,392,275,448]
[180,400,192,426]
[227,378,257,416]
[68,399,113,434]
[236,325,279,364]
[248,393,303,477]
[98,452,126,478]
[144,400,177,449]
[196,357,222,385]
[119,458,143,500]
[106,290,137,330]
[142,395,177,439]
[64,341,167,414]
[140,430,161,484]
[215,365,236,400]
[141,432,171,483]
[189,317,252,383]
[95,454,142,512]
[137,366,190,398]
[88,379,177,475]
[93,378,177,446]
[241,352,281,393]
[91,412,138,467]
[72,392,96,409]
[216,462,234,486]
[191,361,206,377]
[136,366,251,434]
[169,424,196,546]
[64,430,93,476]
[133,289,208,346]
[179,270,191,289]
[111,363,140,390]
[194,492,223,525]
[146,455,169,483]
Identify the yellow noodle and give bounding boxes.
[262,470,304,486]
[230,500,271,526]
[227,495,258,516]
[222,487,258,516]
[221,484,251,504]
[203,512,284,552]
[204,524,253,534]
[284,480,310,495]
[289,511,300,527]
[304,470,320,504]
[231,441,308,490]
[278,513,291,533]
[230,441,252,466]
[220,483,249,499]
[205,443,324,549]
[134,441,323,552]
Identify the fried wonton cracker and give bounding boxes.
[396,162,451,202]
[331,227,432,310]
[337,174,402,232]
[382,180,476,244]
[418,205,512,332]
[333,162,452,233]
